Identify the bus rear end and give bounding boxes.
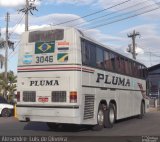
[17,27,82,124]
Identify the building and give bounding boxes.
[148,64,160,108]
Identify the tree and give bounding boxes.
[0,71,17,102]
[0,39,14,70]
[0,32,14,97]
[7,71,17,100]
[0,38,5,69]
[0,54,4,68]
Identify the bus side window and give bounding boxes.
[110,53,116,71]
[133,63,138,78]
[138,65,142,78]
[142,65,147,79]
[96,47,104,69]
[81,40,90,65]
[116,56,121,73]
[104,51,111,71]
[130,61,133,76]
[125,59,129,75]
[89,43,96,67]
[120,57,125,74]
[81,40,96,67]
[128,61,132,76]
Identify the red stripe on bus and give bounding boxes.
[18,67,81,70]
[18,66,95,73]
[82,67,95,72]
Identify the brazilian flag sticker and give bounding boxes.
[35,42,55,54]
[57,53,68,62]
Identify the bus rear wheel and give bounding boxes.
[92,104,105,131]
[104,103,116,128]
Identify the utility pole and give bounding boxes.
[127,30,140,60]
[4,12,9,82]
[0,13,14,80]
[25,0,29,31]
[0,13,14,99]
[18,0,38,31]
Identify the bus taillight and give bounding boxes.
[70,91,77,103]
[17,92,20,102]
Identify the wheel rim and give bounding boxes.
[97,110,104,126]
[109,108,115,124]
[2,109,9,117]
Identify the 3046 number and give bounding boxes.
[36,56,53,63]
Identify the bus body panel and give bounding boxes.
[81,67,146,121]
[17,27,85,124]
[17,107,81,124]
[17,27,149,126]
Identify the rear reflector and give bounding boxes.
[70,91,77,103]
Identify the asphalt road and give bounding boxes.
[0,111,160,142]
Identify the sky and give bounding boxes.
[0,0,160,74]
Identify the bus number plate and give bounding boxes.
[36,56,53,63]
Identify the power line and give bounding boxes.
[9,14,25,38]
[8,40,20,58]
[0,13,24,62]
[82,1,160,30]
[144,52,160,58]
[49,0,160,33]
[145,52,160,53]
[0,13,25,39]
[50,0,132,27]
[0,14,25,60]
[1,13,24,60]
[72,0,153,28]
[49,0,135,36]
[6,1,160,59]
[82,3,160,31]
[9,50,19,59]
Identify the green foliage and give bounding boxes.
[0,54,4,69]
[0,71,17,102]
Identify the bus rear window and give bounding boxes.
[29,29,64,43]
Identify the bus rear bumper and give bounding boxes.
[16,105,82,124]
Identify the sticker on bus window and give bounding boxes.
[57,53,68,62]
[23,54,32,64]
[35,42,55,54]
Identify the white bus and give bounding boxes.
[17,27,149,130]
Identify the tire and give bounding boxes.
[1,108,10,117]
[92,104,105,131]
[47,122,58,130]
[138,102,145,119]
[104,103,116,128]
